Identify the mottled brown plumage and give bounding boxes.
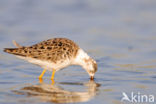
[4,38,79,63]
[4,38,97,80]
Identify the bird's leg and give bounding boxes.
[39,78,43,84]
[51,79,55,85]
[51,69,56,80]
[39,69,46,79]
[51,69,56,85]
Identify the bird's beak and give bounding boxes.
[90,76,94,80]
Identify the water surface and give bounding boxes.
[0,0,156,104]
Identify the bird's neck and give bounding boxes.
[72,48,90,66]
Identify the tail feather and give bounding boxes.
[12,40,23,48]
[4,40,26,56]
[3,48,26,56]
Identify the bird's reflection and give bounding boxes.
[13,79,100,103]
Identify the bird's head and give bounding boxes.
[73,49,98,80]
[83,58,97,80]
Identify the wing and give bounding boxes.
[28,38,79,62]
[4,38,79,63]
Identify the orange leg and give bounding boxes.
[51,70,56,85]
[51,79,55,85]
[39,69,46,79]
[39,78,43,84]
[51,69,56,80]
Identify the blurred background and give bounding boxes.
[0,0,156,104]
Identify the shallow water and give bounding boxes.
[0,0,156,104]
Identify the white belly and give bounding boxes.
[16,56,71,71]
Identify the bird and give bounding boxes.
[4,38,97,80]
